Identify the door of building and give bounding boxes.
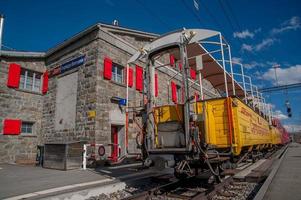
[111,126,118,162]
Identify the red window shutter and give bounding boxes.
[171,81,177,103]
[135,65,143,92]
[190,68,196,80]
[42,71,49,94]
[103,57,112,80]
[179,63,182,71]
[155,73,158,97]
[170,54,175,66]
[7,63,21,88]
[127,67,133,87]
[3,119,21,135]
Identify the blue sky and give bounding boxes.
[1,0,301,131]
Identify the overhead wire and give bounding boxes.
[135,0,173,31]
[216,0,271,95]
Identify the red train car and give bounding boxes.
[272,118,290,144]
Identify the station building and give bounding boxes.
[0,23,219,166]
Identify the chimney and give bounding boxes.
[0,14,4,54]
[113,20,119,26]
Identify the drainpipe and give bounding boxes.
[0,14,4,56]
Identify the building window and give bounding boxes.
[19,69,42,92]
[112,63,124,84]
[21,122,34,134]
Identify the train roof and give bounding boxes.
[128,28,245,98]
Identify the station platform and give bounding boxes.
[256,142,301,200]
[0,162,152,199]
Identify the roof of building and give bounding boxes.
[1,22,159,59]
[0,50,45,58]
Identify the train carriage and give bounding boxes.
[126,28,288,180]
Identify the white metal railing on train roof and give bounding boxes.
[125,28,274,124]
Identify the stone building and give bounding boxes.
[0,23,218,165]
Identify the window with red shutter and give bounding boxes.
[103,57,112,80]
[171,81,177,103]
[155,73,158,97]
[190,68,196,80]
[42,71,49,94]
[136,65,143,92]
[19,69,42,92]
[127,67,133,87]
[170,54,175,66]
[7,63,21,88]
[3,119,21,135]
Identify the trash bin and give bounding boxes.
[36,145,44,166]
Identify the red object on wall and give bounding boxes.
[171,81,177,103]
[179,63,182,71]
[155,73,158,97]
[127,67,133,87]
[195,92,199,101]
[190,68,196,80]
[103,57,112,80]
[136,65,143,92]
[111,126,118,162]
[42,71,49,94]
[3,119,21,135]
[7,63,21,88]
[170,54,175,66]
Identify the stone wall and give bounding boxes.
[0,24,221,164]
[109,32,155,49]
[42,29,99,144]
[0,57,45,164]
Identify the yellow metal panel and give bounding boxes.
[153,97,279,156]
[197,97,273,155]
[154,105,184,124]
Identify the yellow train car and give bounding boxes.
[154,97,275,156]
[195,97,272,155]
[270,126,282,145]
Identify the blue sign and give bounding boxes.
[118,99,127,106]
[61,55,85,73]
[111,96,127,106]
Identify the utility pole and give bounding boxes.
[0,14,4,56]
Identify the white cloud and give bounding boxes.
[284,124,301,132]
[240,16,300,53]
[241,38,276,52]
[244,61,266,69]
[241,43,253,52]
[233,28,262,39]
[254,38,276,51]
[231,57,243,64]
[254,28,262,33]
[273,110,288,120]
[271,16,301,35]
[266,61,279,66]
[261,64,301,85]
[233,30,255,39]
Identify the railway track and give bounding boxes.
[121,147,286,200]
[123,176,210,200]
[123,175,256,200]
